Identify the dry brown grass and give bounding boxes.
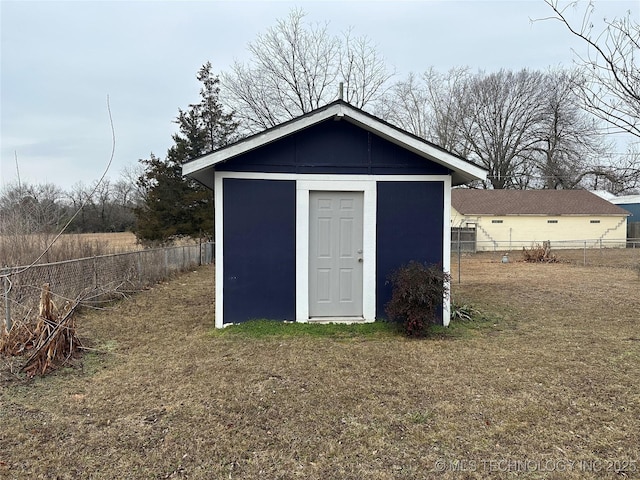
[0,232,141,267]
[1,253,639,479]
[0,232,205,266]
[65,232,141,252]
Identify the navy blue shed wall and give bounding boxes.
[376,181,445,320]
[223,178,296,323]
[216,120,450,176]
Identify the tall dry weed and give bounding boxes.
[0,233,112,267]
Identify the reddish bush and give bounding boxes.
[385,261,450,337]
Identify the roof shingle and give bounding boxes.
[451,189,630,216]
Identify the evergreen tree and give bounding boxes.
[135,63,238,243]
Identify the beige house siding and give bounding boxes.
[451,207,627,251]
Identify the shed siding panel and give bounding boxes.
[376,181,444,320]
[216,120,449,175]
[223,179,296,323]
[618,203,640,221]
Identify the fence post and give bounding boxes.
[584,241,587,267]
[2,268,11,332]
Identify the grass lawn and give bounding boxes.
[1,254,639,479]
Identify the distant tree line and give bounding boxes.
[4,3,636,243]
[0,178,139,237]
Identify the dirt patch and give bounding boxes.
[1,259,639,479]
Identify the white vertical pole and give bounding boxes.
[457,228,461,284]
[3,270,11,332]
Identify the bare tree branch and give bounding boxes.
[222,8,393,132]
[540,0,640,138]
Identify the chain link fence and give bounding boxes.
[451,238,640,283]
[2,242,214,329]
[452,234,640,254]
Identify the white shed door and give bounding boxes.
[309,191,364,318]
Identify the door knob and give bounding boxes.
[358,258,363,263]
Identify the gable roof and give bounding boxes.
[451,189,630,216]
[183,100,487,188]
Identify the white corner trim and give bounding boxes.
[214,172,224,328]
[442,175,452,327]
[295,187,310,323]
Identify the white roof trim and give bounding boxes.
[611,194,640,204]
[183,102,487,184]
[343,106,486,182]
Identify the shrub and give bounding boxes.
[522,240,558,263]
[385,262,451,337]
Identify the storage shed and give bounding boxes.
[183,100,486,327]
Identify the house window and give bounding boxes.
[547,220,558,224]
[590,220,600,224]
[491,219,503,224]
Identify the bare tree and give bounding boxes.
[0,183,65,235]
[65,178,137,233]
[378,72,431,138]
[339,30,392,108]
[110,179,138,231]
[582,145,640,194]
[120,164,146,207]
[382,67,616,190]
[379,68,471,155]
[532,69,610,189]
[541,0,640,139]
[458,69,548,189]
[422,68,472,156]
[0,182,68,264]
[66,182,93,233]
[222,8,393,132]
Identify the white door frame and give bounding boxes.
[297,180,377,323]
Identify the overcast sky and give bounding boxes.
[1,0,637,191]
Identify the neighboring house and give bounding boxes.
[183,100,486,327]
[451,189,630,251]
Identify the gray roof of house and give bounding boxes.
[452,189,630,216]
